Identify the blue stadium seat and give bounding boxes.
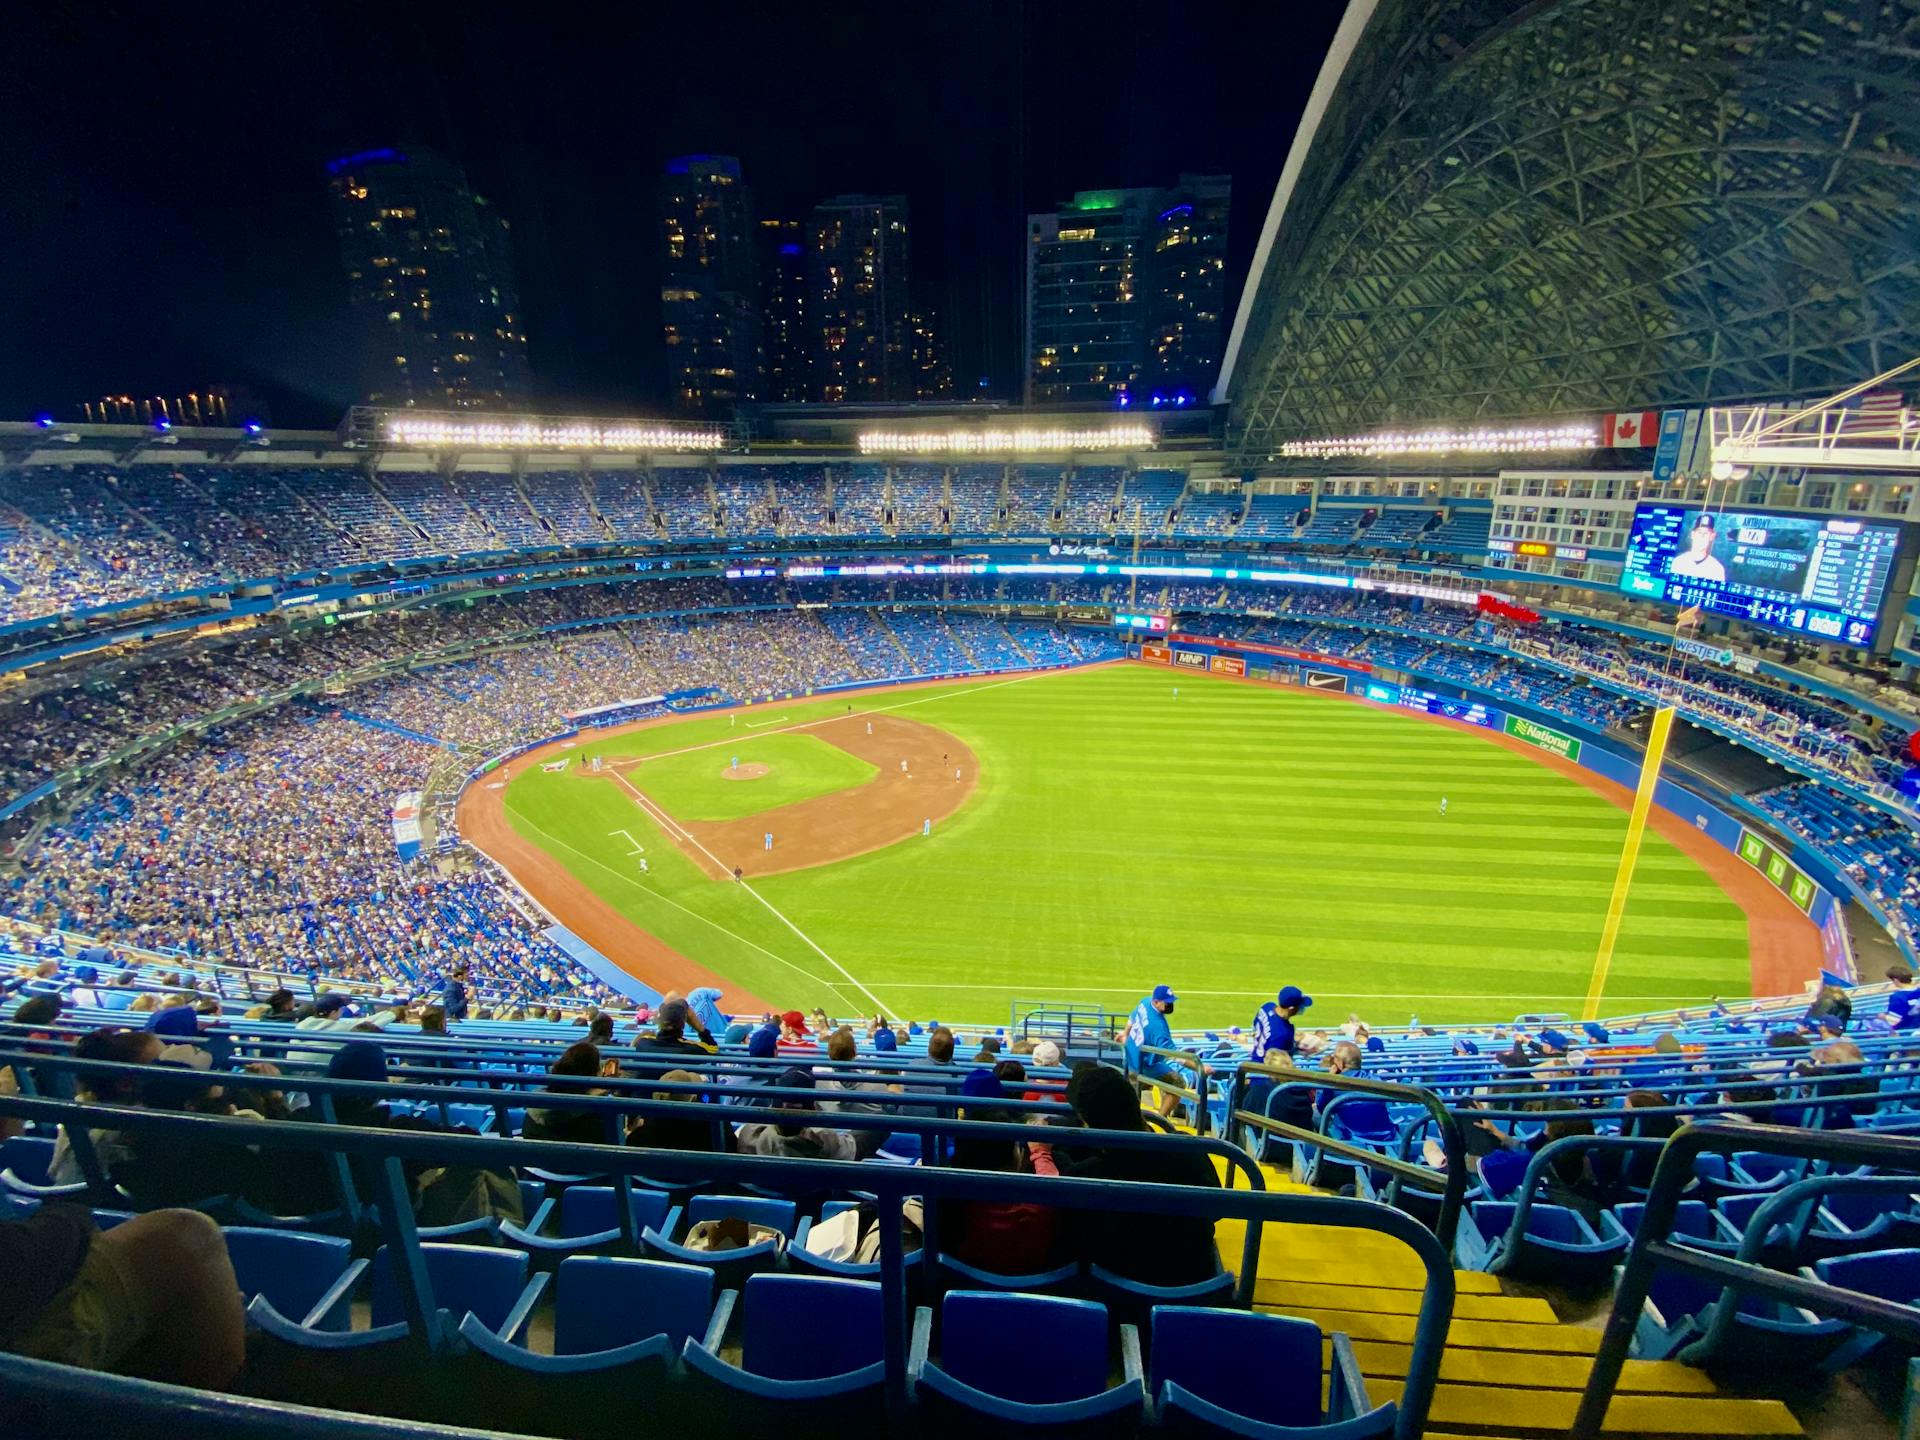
[222,1227,365,1333]
[249,1242,545,1352]
[1711,1191,1823,1260]
[1630,1261,1851,1369]
[0,1134,86,1200]
[1805,1187,1920,1259]
[1087,1257,1236,1331]
[910,1289,1145,1431]
[1149,1306,1396,1438]
[497,1182,669,1262]
[1810,1248,1920,1367]
[680,1274,887,1425]
[457,1255,728,1432]
[642,1193,795,1282]
[789,1198,925,1282]
[1461,1201,1627,1285]
[935,1251,1082,1296]
[1600,1200,1740,1257]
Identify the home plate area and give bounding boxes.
[624,713,978,879]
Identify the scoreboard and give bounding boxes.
[1620,504,1902,647]
[1363,680,1499,729]
[1113,612,1171,633]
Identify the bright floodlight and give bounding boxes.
[857,424,1156,455]
[384,415,729,452]
[1280,422,1597,459]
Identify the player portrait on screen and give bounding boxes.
[1668,513,1728,583]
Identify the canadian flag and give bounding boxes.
[1602,410,1659,447]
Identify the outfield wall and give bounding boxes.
[1146,636,1861,979]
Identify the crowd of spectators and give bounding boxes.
[1,711,610,1008]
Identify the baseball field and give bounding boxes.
[461,661,1819,1031]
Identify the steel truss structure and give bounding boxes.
[1224,0,1920,466]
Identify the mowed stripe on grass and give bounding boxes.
[502,664,1752,1028]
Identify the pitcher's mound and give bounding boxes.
[722,763,771,781]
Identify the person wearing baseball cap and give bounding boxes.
[1252,985,1313,1065]
[1123,984,1182,1118]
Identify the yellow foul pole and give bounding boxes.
[1583,704,1676,1020]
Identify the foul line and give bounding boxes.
[610,771,897,1018]
[612,671,1048,770]
[744,714,791,729]
[502,806,860,1008]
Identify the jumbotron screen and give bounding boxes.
[1620,503,1902,647]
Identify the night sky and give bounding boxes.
[0,1,1345,427]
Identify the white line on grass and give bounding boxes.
[610,772,899,1018]
[744,714,791,729]
[504,808,860,1008]
[617,671,1048,768]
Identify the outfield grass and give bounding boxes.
[499,664,1754,1030]
[626,732,876,822]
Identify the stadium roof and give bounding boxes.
[1220,0,1920,464]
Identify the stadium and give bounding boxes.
[4,1,1920,1438]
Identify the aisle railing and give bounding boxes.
[0,1086,1456,1439]
[1572,1121,1920,1439]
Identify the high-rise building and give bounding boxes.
[909,311,954,400]
[756,218,811,403]
[326,147,531,411]
[1024,175,1230,407]
[1138,176,1232,403]
[808,194,913,403]
[658,155,762,415]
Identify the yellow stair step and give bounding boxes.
[1342,1339,1718,1395]
[1254,1277,1557,1323]
[1217,1218,1503,1292]
[1370,1381,1802,1436]
[1269,1306,1603,1354]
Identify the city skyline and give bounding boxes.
[0,1,1343,426]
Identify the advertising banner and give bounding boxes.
[1141,642,1171,665]
[1210,654,1246,677]
[1651,408,1689,482]
[1304,670,1349,693]
[1173,649,1208,669]
[1736,828,1819,914]
[1503,714,1583,761]
[1169,632,1371,674]
[391,791,424,862]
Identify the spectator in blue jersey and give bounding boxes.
[687,986,728,1039]
[1885,968,1920,1029]
[1124,984,1183,1118]
[1251,986,1313,1064]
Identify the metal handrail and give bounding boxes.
[0,1089,1454,1440]
[1572,1121,1920,1440]
[0,1045,1262,1293]
[1482,1134,1671,1270]
[1224,1063,1468,1248]
[1127,1042,1211,1134]
[1683,1171,1920,1364]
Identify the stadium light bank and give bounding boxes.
[358,409,733,453]
[1280,422,1596,459]
[857,424,1156,455]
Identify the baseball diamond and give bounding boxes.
[460,662,1816,1029]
